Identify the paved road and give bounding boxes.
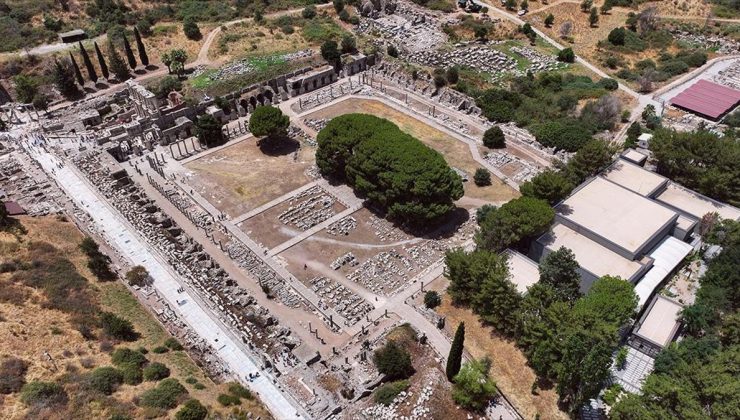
[23,140,306,419]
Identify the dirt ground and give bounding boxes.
[184,136,316,218]
[146,23,213,65]
[0,216,270,419]
[433,276,568,420]
[303,98,519,204]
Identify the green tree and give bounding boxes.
[20,381,67,407]
[100,312,137,341]
[175,399,208,420]
[608,27,626,45]
[13,75,38,103]
[519,170,574,205]
[134,27,149,67]
[505,0,517,11]
[373,341,414,380]
[474,25,489,41]
[564,140,614,184]
[476,197,554,251]
[249,106,289,139]
[125,265,149,287]
[625,121,642,145]
[538,246,581,303]
[521,0,529,10]
[386,44,398,58]
[321,40,341,64]
[69,52,84,85]
[424,290,441,309]
[183,18,201,40]
[341,35,356,53]
[600,1,612,14]
[196,114,225,148]
[333,0,345,13]
[557,47,575,63]
[86,367,123,395]
[580,0,593,12]
[143,362,171,381]
[446,67,459,84]
[589,7,599,27]
[79,42,98,82]
[474,168,492,186]
[446,323,465,381]
[122,34,137,69]
[474,252,521,335]
[544,13,555,27]
[482,126,506,149]
[107,39,130,81]
[32,93,49,113]
[162,49,187,75]
[452,359,497,412]
[302,5,317,19]
[50,58,80,99]
[94,41,109,79]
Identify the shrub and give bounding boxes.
[111,348,147,368]
[165,337,184,350]
[474,168,492,186]
[217,393,241,406]
[374,380,409,405]
[143,362,171,381]
[0,357,29,394]
[423,290,441,309]
[20,381,67,407]
[100,312,137,341]
[183,19,201,40]
[86,367,123,395]
[452,360,496,412]
[302,5,317,19]
[119,363,143,385]
[175,399,208,420]
[532,119,592,152]
[598,78,618,91]
[482,126,506,149]
[228,383,253,399]
[152,346,169,354]
[476,197,554,251]
[139,378,188,409]
[373,341,414,380]
[557,48,575,63]
[125,265,149,287]
[608,27,625,45]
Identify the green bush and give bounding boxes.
[175,399,208,420]
[424,290,442,309]
[532,119,592,152]
[374,380,409,405]
[139,378,188,409]
[228,383,253,400]
[111,348,147,367]
[482,126,506,149]
[474,168,492,186]
[143,362,171,381]
[373,341,414,380]
[217,393,241,406]
[100,312,137,341]
[119,363,143,385]
[598,78,618,91]
[86,367,123,395]
[557,48,575,63]
[165,337,184,350]
[20,381,67,407]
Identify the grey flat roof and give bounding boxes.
[635,295,683,348]
[505,250,539,294]
[538,223,645,281]
[656,182,740,221]
[603,159,667,197]
[556,177,677,256]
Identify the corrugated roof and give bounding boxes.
[3,201,25,215]
[634,236,694,308]
[670,80,740,119]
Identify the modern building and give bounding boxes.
[669,79,740,121]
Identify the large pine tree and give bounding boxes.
[107,39,130,82]
[69,52,84,85]
[446,322,465,381]
[133,27,149,67]
[122,34,137,69]
[78,41,97,82]
[51,58,79,99]
[94,41,109,80]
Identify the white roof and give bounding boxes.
[505,250,540,294]
[635,295,683,348]
[638,133,653,141]
[602,159,666,197]
[621,149,648,165]
[634,236,694,308]
[556,177,678,256]
[657,182,740,221]
[539,223,644,282]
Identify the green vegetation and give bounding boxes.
[100,311,138,341]
[20,381,68,407]
[125,265,150,287]
[538,246,582,303]
[611,231,739,417]
[474,168,492,186]
[138,378,188,409]
[423,290,441,309]
[0,357,29,394]
[195,114,226,148]
[317,114,463,227]
[475,197,554,252]
[143,362,171,381]
[248,106,290,139]
[228,382,253,400]
[85,367,124,395]
[165,337,185,351]
[217,393,241,406]
[373,380,410,405]
[175,399,208,420]
[111,347,147,385]
[446,322,465,381]
[519,170,574,205]
[373,340,414,380]
[650,128,740,207]
[451,359,496,412]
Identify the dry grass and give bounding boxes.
[145,23,213,65]
[210,21,312,63]
[436,289,567,420]
[0,216,271,419]
[304,98,520,204]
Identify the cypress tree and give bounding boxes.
[69,52,84,85]
[133,27,149,67]
[51,58,79,99]
[122,34,137,69]
[78,41,97,82]
[107,39,130,82]
[94,41,109,80]
[446,322,465,381]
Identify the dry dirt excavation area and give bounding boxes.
[154,90,547,418]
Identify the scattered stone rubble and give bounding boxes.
[0,148,64,215]
[671,30,740,55]
[713,59,740,91]
[74,151,301,372]
[200,50,315,83]
[279,186,340,231]
[309,276,373,326]
[408,44,517,75]
[326,216,358,236]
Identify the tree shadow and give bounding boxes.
[365,204,470,240]
[257,135,300,156]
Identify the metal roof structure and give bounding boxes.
[670,80,740,120]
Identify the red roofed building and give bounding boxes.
[670,80,740,121]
